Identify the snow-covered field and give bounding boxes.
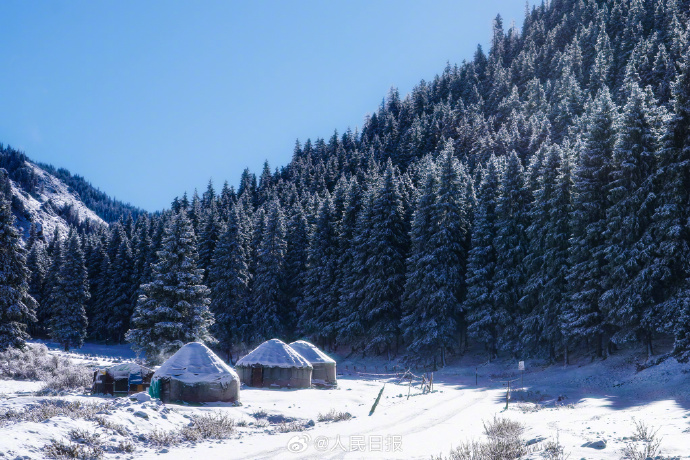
[1,343,689,459]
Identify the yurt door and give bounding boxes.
[251,367,263,387]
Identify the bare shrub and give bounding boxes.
[93,416,129,437]
[144,428,181,447]
[44,439,103,459]
[0,344,92,393]
[68,429,102,446]
[433,440,486,459]
[542,432,570,460]
[144,411,235,446]
[181,411,235,441]
[435,416,528,460]
[254,419,269,428]
[483,416,525,441]
[114,440,135,453]
[1,400,108,425]
[621,418,662,460]
[317,409,353,422]
[276,420,308,433]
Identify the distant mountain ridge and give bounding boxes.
[0,144,144,238]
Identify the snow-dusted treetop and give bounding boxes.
[236,338,312,369]
[153,342,239,384]
[289,340,336,364]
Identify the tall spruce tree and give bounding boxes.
[492,151,530,355]
[26,240,49,338]
[48,230,89,351]
[209,203,251,362]
[361,160,408,357]
[651,45,690,362]
[126,209,213,364]
[564,87,618,358]
[251,199,288,341]
[299,192,340,346]
[403,145,471,365]
[0,170,36,350]
[466,157,502,359]
[602,83,664,354]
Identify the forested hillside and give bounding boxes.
[0,144,144,229]
[2,0,690,367]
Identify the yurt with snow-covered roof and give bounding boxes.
[289,340,336,385]
[149,342,240,403]
[235,339,312,388]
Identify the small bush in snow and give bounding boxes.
[43,438,104,459]
[542,432,569,460]
[621,418,662,460]
[482,415,524,441]
[93,416,129,437]
[1,400,108,425]
[144,411,235,446]
[276,420,308,433]
[68,429,102,446]
[144,428,181,447]
[181,411,235,441]
[114,440,135,453]
[317,409,353,422]
[0,343,92,393]
[434,416,529,460]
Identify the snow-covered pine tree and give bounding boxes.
[298,192,339,345]
[602,82,664,355]
[402,158,439,359]
[48,229,89,351]
[126,209,213,364]
[403,143,471,365]
[492,150,530,355]
[336,178,373,351]
[131,213,153,289]
[0,169,36,350]
[26,239,49,338]
[209,203,251,362]
[284,200,309,334]
[198,198,221,283]
[564,87,618,358]
[251,199,288,341]
[522,143,572,359]
[650,44,690,362]
[466,156,502,359]
[361,159,408,357]
[89,245,111,341]
[106,236,136,343]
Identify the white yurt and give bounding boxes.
[289,340,337,385]
[149,342,240,403]
[235,339,312,388]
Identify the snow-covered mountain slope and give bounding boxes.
[9,161,107,239]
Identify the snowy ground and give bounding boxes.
[1,343,689,459]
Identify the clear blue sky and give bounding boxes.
[0,1,530,211]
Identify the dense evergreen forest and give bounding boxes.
[2,0,690,367]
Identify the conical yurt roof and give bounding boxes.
[236,339,313,369]
[153,342,239,384]
[289,340,336,364]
